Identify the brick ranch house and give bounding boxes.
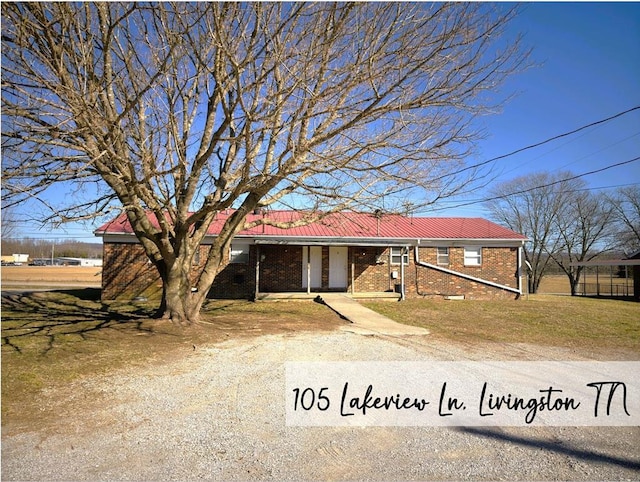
[95,210,527,301]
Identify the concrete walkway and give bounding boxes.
[319,293,429,336]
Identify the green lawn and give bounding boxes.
[363,294,640,353]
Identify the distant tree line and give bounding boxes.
[486,175,639,295]
[0,238,102,260]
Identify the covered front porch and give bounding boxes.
[255,291,401,301]
[252,242,411,300]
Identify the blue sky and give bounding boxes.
[431,2,640,216]
[6,2,640,241]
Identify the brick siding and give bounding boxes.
[410,246,519,300]
[101,243,162,300]
[101,242,520,301]
[257,245,303,292]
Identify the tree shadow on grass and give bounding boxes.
[1,288,173,356]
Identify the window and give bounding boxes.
[436,247,449,266]
[230,244,250,264]
[464,246,482,266]
[390,247,409,265]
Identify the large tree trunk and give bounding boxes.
[153,218,239,326]
[158,257,212,326]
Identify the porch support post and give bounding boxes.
[610,265,613,296]
[255,245,260,300]
[351,248,355,295]
[306,245,311,295]
[400,246,407,300]
[626,265,629,297]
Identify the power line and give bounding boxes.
[433,182,640,206]
[426,155,640,213]
[499,130,640,179]
[432,105,640,183]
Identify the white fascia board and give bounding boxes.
[416,238,525,248]
[97,233,139,243]
[247,236,415,247]
[100,232,525,248]
[230,236,525,247]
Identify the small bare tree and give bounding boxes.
[486,172,616,295]
[485,172,573,293]
[548,189,616,295]
[1,205,19,241]
[2,3,529,324]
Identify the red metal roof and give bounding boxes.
[95,210,526,241]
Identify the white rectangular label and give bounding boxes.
[285,362,640,426]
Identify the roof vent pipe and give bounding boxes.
[373,209,382,236]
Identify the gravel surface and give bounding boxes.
[2,331,639,481]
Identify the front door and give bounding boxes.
[329,246,348,289]
[302,246,322,289]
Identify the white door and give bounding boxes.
[302,246,322,289]
[329,246,348,289]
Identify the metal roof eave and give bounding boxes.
[240,235,525,247]
[96,231,526,247]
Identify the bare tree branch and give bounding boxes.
[2,2,530,323]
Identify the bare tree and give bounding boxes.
[606,186,640,255]
[2,3,529,324]
[486,172,617,295]
[548,190,616,295]
[1,204,19,241]
[485,172,574,293]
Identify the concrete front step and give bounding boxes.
[318,293,429,336]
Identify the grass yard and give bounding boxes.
[537,275,572,294]
[0,289,343,433]
[364,295,640,355]
[2,288,639,432]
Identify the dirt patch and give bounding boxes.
[3,290,639,480]
[1,265,102,284]
[3,332,639,481]
[1,291,346,436]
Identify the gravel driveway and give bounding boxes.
[2,330,639,481]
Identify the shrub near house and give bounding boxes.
[95,211,527,301]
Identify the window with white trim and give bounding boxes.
[464,246,482,266]
[230,243,250,264]
[390,247,409,265]
[436,247,449,266]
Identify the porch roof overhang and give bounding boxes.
[238,235,525,248]
[248,235,413,247]
[97,231,525,247]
